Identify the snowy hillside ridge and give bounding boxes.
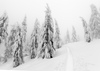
[68,39,100,71]
[0,44,73,71]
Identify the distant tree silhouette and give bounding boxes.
[54,19,61,49]
[21,16,27,57]
[65,30,70,44]
[71,26,78,42]
[30,19,40,59]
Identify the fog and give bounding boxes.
[0,0,100,40]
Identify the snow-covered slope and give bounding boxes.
[0,44,73,71]
[0,37,100,71]
[68,39,100,71]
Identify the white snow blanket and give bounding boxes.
[0,45,73,71]
[68,39,100,71]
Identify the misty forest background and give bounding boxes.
[0,3,99,68]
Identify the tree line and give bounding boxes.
[65,4,100,44]
[0,4,99,68]
[0,5,61,68]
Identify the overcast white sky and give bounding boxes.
[0,0,100,40]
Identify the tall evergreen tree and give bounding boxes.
[0,12,8,43]
[54,19,61,49]
[13,25,24,68]
[89,4,100,39]
[38,4,55,59]
[30,19,40,59]
[65,30,70,44]
[80,17,91,42]
[22,16,27,43]
[5,24,18,60]
[0,13,9,63]
[71,26,77,42]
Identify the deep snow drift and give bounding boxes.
[68,39,100,71]
[0,44,73,71]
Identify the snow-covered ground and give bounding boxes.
[0,44,73,71]
[0,39,100,71]
[68,39,100,71]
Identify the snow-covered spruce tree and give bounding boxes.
[80,17,91,42]
[89,4,100,39]
[22,16,27,45]
[0,13,9,62]
[54,19,61,49]
[0,12,8,44]
[71,26,78,42]
[65,30,70,44]
[13,25,24,68]
[30,19,40,59]
[38,5,55,59]
[5,25,18,61]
